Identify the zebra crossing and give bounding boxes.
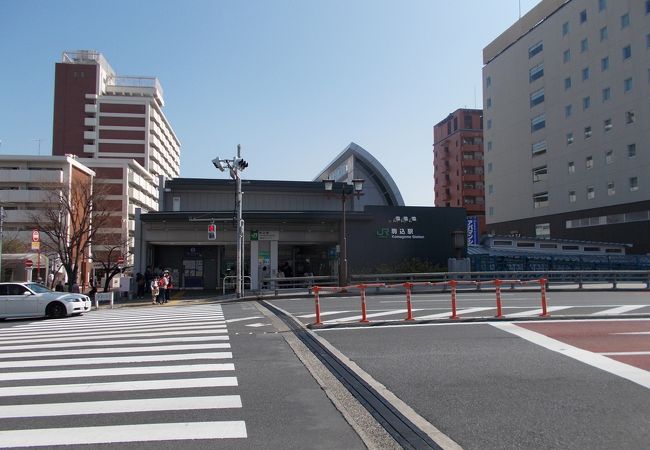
[297,303,650,325]
[0,304,247,448]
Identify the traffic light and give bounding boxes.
[234,158,248,170]
[208,223,216,241]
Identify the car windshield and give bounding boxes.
[24,283,53,294]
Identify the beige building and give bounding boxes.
[483,0,650,253]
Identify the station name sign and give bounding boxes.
[376,215,425,240]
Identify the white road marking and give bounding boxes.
[0,321,226,337]
[0,335,229,351]
[0,343,231,359]
[0,395,242,418]
[245,323,269,328]
[323,308,425,324]
[0,363,235,381]
[491,322,650,390]
[613,332,650,335]
[0,352,233,369]
[0,328,229,345]
[0,421,247,447]
[600,351,650,356]
[416,307,494,320]
[0,325,228,342]
[506,305,573,317]
[0,377,239,397]
[10,316,226,330]
[592,305,648,316]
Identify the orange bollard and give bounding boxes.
[539,278,550,317]
[359,285,369,323]
[495,279,503,318]
[313,286,322,326]
[449,280,459,319]
[404,282,414,321]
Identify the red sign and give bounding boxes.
[117,257,125,265]
[32,230,40,243]
[24,259,33,268]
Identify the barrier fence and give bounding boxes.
[311,278,551,326]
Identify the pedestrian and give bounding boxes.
[157,273,168,304]
[71,282,80,293]
[136,273,145,299]
[151,276,160,304]
[55,280,64,292]
[163,270,172,303]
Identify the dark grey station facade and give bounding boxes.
[134,143,466,290]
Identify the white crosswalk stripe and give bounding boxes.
[0,303,247,446]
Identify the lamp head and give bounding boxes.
[212,157,225,172]
[322,179,334,191]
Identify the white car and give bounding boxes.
[0,282,92,319]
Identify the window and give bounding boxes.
[603,118,612,132]
[626,111,635,124]
[601,56,609,71]
[582,67,590,81]
[605,149,613,164]
[563,49,571,63]
[532,165,548,182]
[487,141,492,151]
[569,190,577,202]
[533,192,549,208]
[489,206,494,216]
[562,21,570,36]
[630,177,639,191]
[583,96,590,110]
[566,132,574,145]
[584,126,592,138]
[580,9,587,24]
[564,77,572,90]
[464,115,473,128]
[487,119,492,129]
[599,0,606,12]
[647,34,650,49]
[530,88,545,107]
[486,98,492,108]
[488,184,493,194]
[602,87,611,102]
[628,143,636,157]
[647,0,650,14]
[563,245,579,251]
[565,105,572,117]
[535,223,551,238]
[568,161,575,173]
[624,77,633,92]
[586,156,594,169]
[529,63,544,82]
[532,140,547,155]
[580,38,588,53]
[607,182,615,196]
[531,114,546,132]
[621,13,630,29]
[587,186,595,200]
[623,45,632,60]
[529,41,543,58]
[487,162,493,172]
[600,26,608,41]
[453,117,458,130]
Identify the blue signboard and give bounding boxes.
[467,216,479,245]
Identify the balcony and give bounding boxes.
[84,117,97,126]
[0,190,55,204]
[83,144,97,153]
[0,169,62,184]
[83,131,97,140]
[3,209,46,223]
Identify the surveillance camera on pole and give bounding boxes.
[212,157,225,172]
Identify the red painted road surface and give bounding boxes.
[520,320,650,371]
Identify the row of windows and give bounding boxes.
[530,177,639,209]
[564,43,633,64]
[564,110,636,146]
[566,3,633,33]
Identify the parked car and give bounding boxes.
[0,282,91,319]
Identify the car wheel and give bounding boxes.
[46,302,67,319]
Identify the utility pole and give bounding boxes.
[0,207,4,282]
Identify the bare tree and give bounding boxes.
[30,178,113,292]
[92,233,132,292]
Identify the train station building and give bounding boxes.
[135,143,467,290]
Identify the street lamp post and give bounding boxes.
[212,145,248,298]
[323,178,364,287]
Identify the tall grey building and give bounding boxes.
[483,0,650,253]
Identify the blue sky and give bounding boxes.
[0,0,540,206]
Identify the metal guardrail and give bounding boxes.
[222,276,252,295]
[350,270,650,289]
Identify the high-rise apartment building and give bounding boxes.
[433,109,485,220]
[483,0,650,253]
[52,51,180,265]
